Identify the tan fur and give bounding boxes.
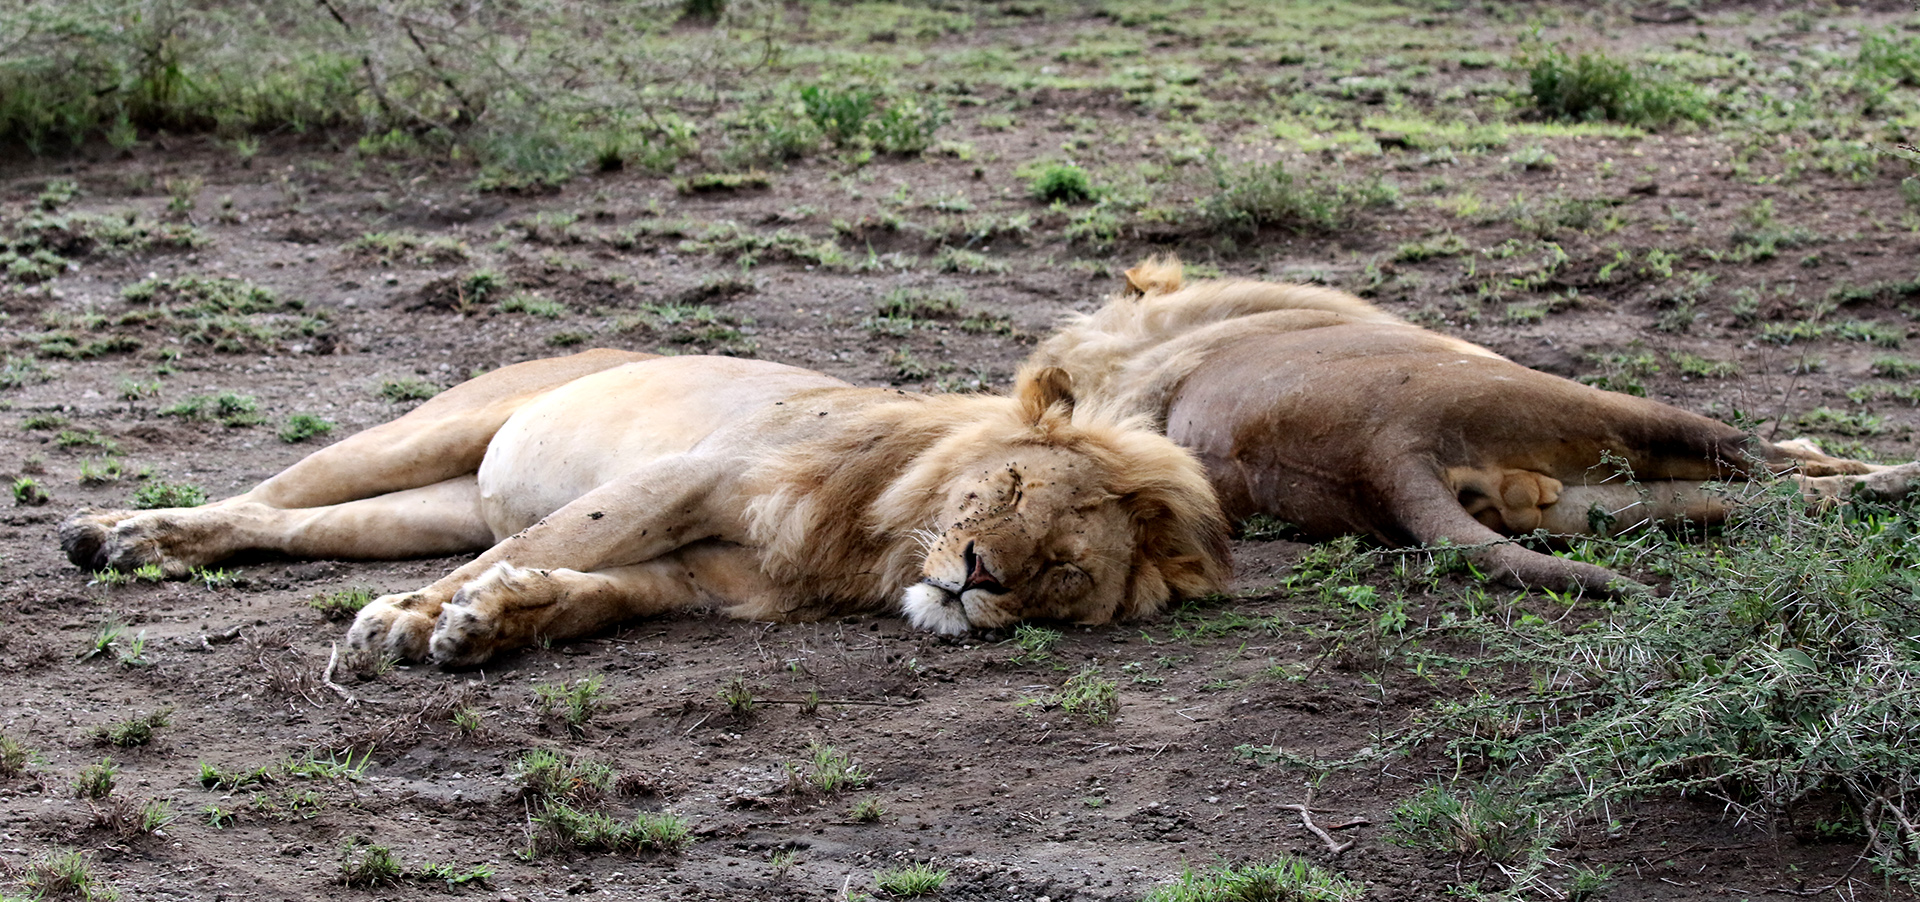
[62,352,1228,666]
[1029,259,1920,593]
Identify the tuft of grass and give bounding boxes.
[56,429,120,453]
[131,481,205,509]
[198,761,274,791]
[1141,856,1364,902]
[932,247,1006,274]
[718,677,757,717]
[514,748,615,805]
[532,675,606,732]
[798,742,871,794]
[849,795,885,823]
[308,586,376,621]
[1389,782,1537,865]
[73,757,119,799]
[93,708,172,748]
[1024,665,1120,725]
[277,413,335,444]
[0,733,34,778]
[337,837,403,888]
[529,801,693,856]
[22,850,116,902]
[498,292,569,318]
[1870,356,1920,379]
[876,862,949,897]
[1009,624,1062,664]
[14,476,50,506]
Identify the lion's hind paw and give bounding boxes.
[59,510,126,571]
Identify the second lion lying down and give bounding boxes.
[62,352,1229,666]
[1028,258,1920,592]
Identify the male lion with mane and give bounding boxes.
[62,351,1230,666]
[1027,257,1920,592]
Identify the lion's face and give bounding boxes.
[901,444,1142,634]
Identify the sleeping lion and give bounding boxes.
[1027,257,1920,592]
[61,351,1230,666]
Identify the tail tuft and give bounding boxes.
[1123,256,1185,297]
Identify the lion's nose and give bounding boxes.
[962,540,1006,594]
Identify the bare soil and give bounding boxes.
[3,4,1919,901]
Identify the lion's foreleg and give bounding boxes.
[427,543,771,667]
[347,455,737,661]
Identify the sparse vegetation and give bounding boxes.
[3,3,1919,896]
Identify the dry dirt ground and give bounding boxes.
[3,2,1920,901]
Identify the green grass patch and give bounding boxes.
[1142,856,1364,902]
[161,392,263,427]
[131,481,206,509]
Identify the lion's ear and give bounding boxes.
[1123,255,1185,297]
[1015,365,1075,425]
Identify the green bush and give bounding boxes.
[1525,46,1705,127]
[867,97,948,155]
[1028,163,1093,204]
[799,85,875,147]
[1199,156,1396,236]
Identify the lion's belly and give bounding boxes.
[475,356,850,537]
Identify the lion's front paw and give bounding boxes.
[428,563,559,669]
[347,593,439,662]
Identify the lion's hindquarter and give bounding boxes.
[475,356,851,538]
[1164,324,1756,543]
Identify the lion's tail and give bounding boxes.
[1123,256,1185,297]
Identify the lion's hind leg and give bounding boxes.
[424,543,770,667]
[63,476,491,576]
[1398,468,1645,594]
